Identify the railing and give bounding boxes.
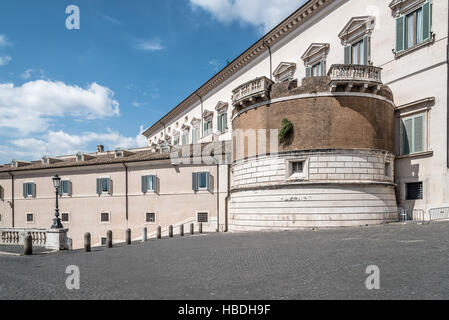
[328,64,382,84]
[0,228,47,247]
[232,76,273,106]
[429,207,449,222]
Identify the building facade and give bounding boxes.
[1,0,448,247]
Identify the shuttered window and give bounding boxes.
[142,175,157,193]
[396,1,431,53]
[217,113,227,133]
[204,120,213,136]
[182,133,189,145]
[0,185,4,201]
[23,183,36,198]
[402,114,425,155]
[59,180,72,196]
[406,182,423,200]
[192,172,211,192]
[192,127,200,144]
[197,212,209,223]
[344,37,369,65]
[96,178,112,195]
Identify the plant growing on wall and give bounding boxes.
[279,118,294,145]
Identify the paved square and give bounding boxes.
[0,223,448,300]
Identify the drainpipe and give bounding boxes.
[122,163,129,222]
[264,40,273,80]
[8,172,14,228]
[216,164,220,232]
[447,4,449,168]
[196,93,204,138]
[224,164,231,232]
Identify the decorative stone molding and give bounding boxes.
[190,117,201,127]
[301,43,330,67]
[181,124,191,131]
[338,16,375,45]
[232,76,274,108]
[0,228,69,250]
[215,101,229,114]
[203,110,214,121]
[328,64,382,93]
[389,0,427,17]
[273,62,296,83]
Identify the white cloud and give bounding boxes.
[135,39,165,51]
[4,127,148,161]
[209,59,221,72]
[21,69,34,79]
[0,55,11,66]
[190,0,307,33]
[0,34,11,48]
[0,80,120,134]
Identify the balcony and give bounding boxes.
[232,76,274,108]
[328,64,382,93]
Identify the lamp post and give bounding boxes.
[51,174,63,229]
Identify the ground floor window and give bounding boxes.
[26,213,34,223]
[197,212,209,223]
[145,213,156,223]
[406,182,423,200]
[100,212,110,223]
[61,213,70,223]
[0,213,2,223]
[101,237,107,246]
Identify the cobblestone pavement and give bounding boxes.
[0,223,448,300]
[0,245,55,255]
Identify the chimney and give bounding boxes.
[97,145,105,153]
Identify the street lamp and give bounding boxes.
[51,174,63,229]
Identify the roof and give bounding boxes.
[0,142,231,173]
[142,0,335,138]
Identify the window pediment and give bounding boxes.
[203,110,214,120]
[273,62,296,83]
[301,43,330,66]
[190,117,201,127]
[389,0,427,17]
[181,124,191,132]
[215,101,229,114]
[338,16,375,45]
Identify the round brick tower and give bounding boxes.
[229,65,397,231]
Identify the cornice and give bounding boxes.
[143,0,336,138]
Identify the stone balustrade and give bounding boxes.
[328,64,382,93]
[232,76,274,107]
[0,228,69,250]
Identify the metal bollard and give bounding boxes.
[142,227,147,242]
[190,223,194,235]
[169,225,173,238]
[107,230,113,248]
[84,233,91,252]
[126,228,131,245]
[199,222,203,234]
[24,234,32,256]
[180,224,184,237]
[157,226,162,239]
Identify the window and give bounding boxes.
[182,133,189,145]
[402,114,425,155]
[197,212,209,223]
[173,135,180,146]
[302,43,329,78]
[339,17,374,66]
[59,180,72,196]
[287,159,308,181]
[192,172,211,192]
[204,120,213,136]
[23,182,36,198]
[406,182,423,200]
[142,175,157,193]
[145,213,156,223]
[96,178,112,195]
[26,213,34,223]
[192,127,200,144]
[100,212,110,223]
[385,162,392,178]
[217,113,227,133]
[0,185,4,201]
[273,62,296,83]
[0,213,2,223]
[395,1,432,54]
[61,213,70,223]
[101,237,107,246]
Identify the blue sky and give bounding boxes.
[0,0,306,163]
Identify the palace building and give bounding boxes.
[1,0,448,248]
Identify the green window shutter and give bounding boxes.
[23,183,27,198]
[402,118,413,155]
[305,66,312,77]
[141,176,147,193]
[217,115,222,132]
[414,115,424,153]
[223,113,227,129]
[151,176,157,192]
[96,179,101,195]
[344,45,352,64]
[396,16,406,53]
[68,181,72,196]
[59,182,63,196]
[320,60,326,76]
[31,183,36,197]
[363,36,370,65]
[192,172,198,191]
[422,1,431,41]
[206,172,211,191]
[108,179,113,195]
